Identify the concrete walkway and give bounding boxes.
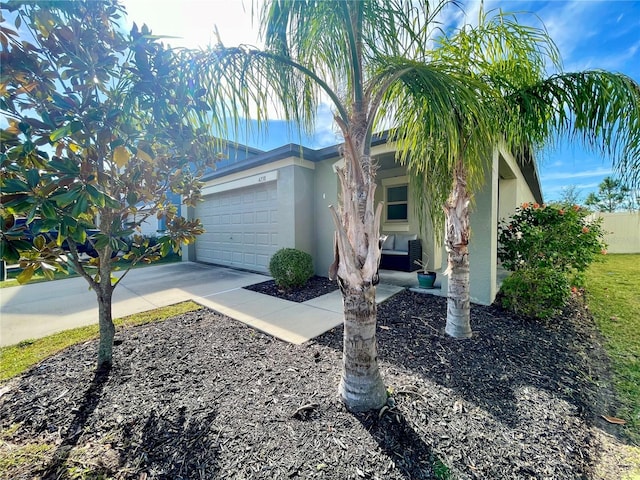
[0,262,403,347]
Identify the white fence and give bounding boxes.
[588,211,640,254]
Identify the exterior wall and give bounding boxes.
[184,156,317,270]
[277,164,316,257]
[589,211,640,253]
[375,167,441,270]
[187,139,543,303]
[468,150,500,305]
[497,146,537,222]
[313,157,339,277]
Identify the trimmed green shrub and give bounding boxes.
[498,267,570,320]
[269,248,314,290]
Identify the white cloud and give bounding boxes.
[541,167,613,182]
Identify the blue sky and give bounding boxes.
[119,1,640,202]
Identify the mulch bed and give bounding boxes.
[243,275,338,302]
[0,280,630,479]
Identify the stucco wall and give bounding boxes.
[497,146,537,222]
[313,158,339,277]
[277,164,316,259]
[589,211,640,253]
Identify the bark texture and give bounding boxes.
[329,117,387,412]
[96,285,116,368]
[444,159,473,339]
[338,285,387,411]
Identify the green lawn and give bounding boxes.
[585,254,640,444]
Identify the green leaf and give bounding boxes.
[16,265,35,284]
[0,241,21,263]
[26,169,40,188]
[160,238,171,257]
[84,184,105,207]
[103,194,121,209]
[1,178,30,194]
[69,120,83,134]
[93,234,110,250]
[40,200,57,220]
[49,125,71,142]
[126,191,138,206]
[49,157,80,175]
[109,138,125,149]
[34,234,46,250]
[71,192,88,217]
[51,189,80,208]
[69,227,86,245]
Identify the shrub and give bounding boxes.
[498,203,606,285]
[269,248,314,290]
[498,267,570,320]
[497,202,606,319]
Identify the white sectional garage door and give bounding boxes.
[195,182,278,273]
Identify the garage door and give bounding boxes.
[195,182,278,273]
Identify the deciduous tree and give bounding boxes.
[0,0,220,367]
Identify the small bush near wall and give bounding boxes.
[497,203,606,319]
[269,248,314,291]
[497,267,570,320]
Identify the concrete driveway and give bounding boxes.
[0,262,268,346]
[0,262,404,348]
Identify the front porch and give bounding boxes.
[378,268,446,299]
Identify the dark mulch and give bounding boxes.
[243,275,338,302]
[0,283,629,479]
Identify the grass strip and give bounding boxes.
[0,301,202,382]
[585,254,640,444]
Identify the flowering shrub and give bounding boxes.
[497,202,606,320]
[498,203,606,277]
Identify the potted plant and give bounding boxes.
[414,256,437,289]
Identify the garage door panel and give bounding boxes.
[195,182,278,273]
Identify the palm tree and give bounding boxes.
[188,0,493,411]
[392,9,640,338]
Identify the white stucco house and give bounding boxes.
[181,134,543,306]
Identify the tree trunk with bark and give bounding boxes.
[444,158,473,339]
[338,284,387,410]
[329,118,387,412]
[96,284,116,368]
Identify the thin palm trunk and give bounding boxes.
[444,157,472,338]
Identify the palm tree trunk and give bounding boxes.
[329,121,387,412]
[338,284,387,411]
[444,159,473,339]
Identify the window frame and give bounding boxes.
[383,177,409,224]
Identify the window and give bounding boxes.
[386,185,408,221]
